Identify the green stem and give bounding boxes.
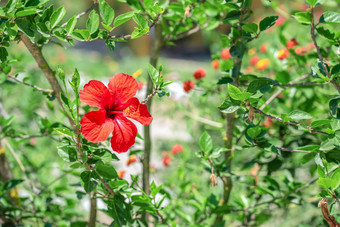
[142,23,163,222]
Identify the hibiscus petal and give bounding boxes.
[111,115,137,153]
[79,80,112,108]
[80,110,114,142]
[108,73,138,106]
[123,98,153,125]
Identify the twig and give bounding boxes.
[5,132,59,141]
[61,3,96,27]
[166,24,200,41]
[244,102,329,136]
[2,139,26,173]
[260,74,309,110]
[295,178,318,193]
[7,75,53,94]
[277,147,310,153]
[274,81,324,87]
[318,198,340,227]
[38,170,70,195]
[141,87,158,104]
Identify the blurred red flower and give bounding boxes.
[255,59,270,70]
[137,81,144,91]
[211,59,219,70]
[250,56,260,66]
[221,48,231,60]
[171,144,183,155]
[118,170,126,179]
[126,155,138,166]
[260,44,267,53]
[277,49,289,60]
[264,118,273,128]
[163,155,171,167]
[183,80,195,92]
[286,38,299,49]
[193,68,206,80]
[79,73,153,154]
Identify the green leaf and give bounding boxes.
[329,97,340,118]
[50,6,66,29]
[247,127,261,139]
[307,0,318,6]
[0,47,8,62]
[150,181,161,197]
[219,99,240,114]
[4,179,24,191]
[247,78,273,93]
[87,10,99,35]
[331,64,340,76]
[57,145,77,162]
[242,23,258,33]
[200,131,213,153]
[227,84,252,101]
[276,71,290,84]
[54,127,73,137]
[148,64,160,85]
[70,68,80,93]
[259,16,278,31]
[131,26,149,39]
[66,16,77,35]
[288,110,312,120]
[98,0,115,25]
[4,0,18,14]
[331,168,340,189]
[320,11,340,24]
[292,12,312,25]
[311,119,332,127]
[80,171,98,193]
[113,11,135,28]
[220,60,233,71]
[317,178,336,190]
[95,163,118,179]
[15,7,39,17]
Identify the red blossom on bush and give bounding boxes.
[221,48,231,60]
[118,170,126,179]
[211,59,219,70]
[277,49,289,60]
[126,155,138,166]
[286,38,299,49]
[250,56,260,66]
[193,68,206,80]
[255,59,270,70]
[264,118,273,128]
[163,155,171,167]
[183,80,195,92]
[259,44,267,53]
[275,17,285,26]
[79,73,153,154]
[171,144,183,155]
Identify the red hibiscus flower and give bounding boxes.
[79,73,153,153]
[183,80,195,93]
[193,68,206,80]
[171,144,183,155]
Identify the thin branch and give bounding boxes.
[274,81,324,87]
[244,102,329,136]
[61,3,96,27]
[295,178,318,193]
[38,170,71,195]
[277,147,310,154]
[166,24,200,41]
[2,139,26,173]
[7,75,53,94]
[260,74,309,110]
[141,87,159,104]
[5,132,59,141]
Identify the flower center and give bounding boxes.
[106,110,123,118]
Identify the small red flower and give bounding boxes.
[277,49,289,60]
[259,44,267,53]
[221,48,231,60]
[211,59,219,70]
[264,118,273,128]
[286,38,298,49]
[126,155,138,166]
[255,59,270,70]
[193,68,206,80]
[118,170,126,179]
[250,56,260,66]
[183,80,195,93]
[171,144,183,155]
[275,17,285,26]
[79,73,153,154]
[163,155,171,167]
[149,163,156,173]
